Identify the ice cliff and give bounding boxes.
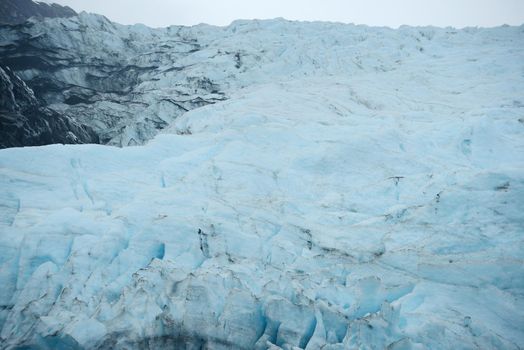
[0,13,523,350]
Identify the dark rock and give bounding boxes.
[0,65,99,148]
[0,0,76,25]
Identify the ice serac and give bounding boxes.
[0,65,99,148]
[0,20,524,350]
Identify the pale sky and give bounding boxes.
[43,0,524,28]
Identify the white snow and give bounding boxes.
[0,18,523,349]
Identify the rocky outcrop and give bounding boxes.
[0,13,227,147]
[0,0,76,25]
[0,65,98,148]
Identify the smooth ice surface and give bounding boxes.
[0,19,523,349]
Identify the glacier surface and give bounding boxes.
[0,18,523,350]
[1,14,522,147]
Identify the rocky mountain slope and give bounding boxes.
[0,0,76,25]
[0,13,228,146]
[0,65,98,148]
[0,11,523,350]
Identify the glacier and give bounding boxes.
[1,13,522,147]
[0,14,524,350]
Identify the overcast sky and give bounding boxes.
[43,0,524,28]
